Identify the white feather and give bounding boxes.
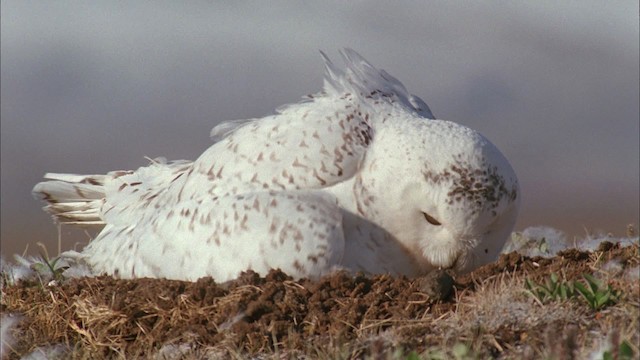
[32,49,519,281]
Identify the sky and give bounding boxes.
[1,1,638,257]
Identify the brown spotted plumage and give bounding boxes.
[33,49,519,281]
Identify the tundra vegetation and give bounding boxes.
[1,226,638,359]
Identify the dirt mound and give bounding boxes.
[2,242,638,359]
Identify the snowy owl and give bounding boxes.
[33,49,519,282]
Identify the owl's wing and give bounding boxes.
[173,94,374,201]
[32,93,372,231]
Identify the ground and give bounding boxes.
[1,240,639,359]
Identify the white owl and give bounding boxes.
[33,49,519,282]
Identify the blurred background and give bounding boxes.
[2,1,638,257]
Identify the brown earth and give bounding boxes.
[2,242,639,359]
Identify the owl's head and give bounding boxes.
[320,48,519,274]
[356,116,520,274]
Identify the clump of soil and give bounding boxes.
[2,242,639,359]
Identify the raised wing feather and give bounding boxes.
[173,95,373,202]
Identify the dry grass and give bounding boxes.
[1,242,639,359]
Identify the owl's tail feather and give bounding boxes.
[32,173,107,226]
